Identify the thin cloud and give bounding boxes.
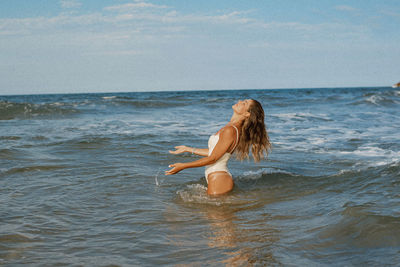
[60,0,82,9]
[335,5,357,12]
[380,10,400,18]
[248,42,271,48]
[156,10,255,25]
[84,49,143,56]
[104,2,169,11]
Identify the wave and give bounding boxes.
[99,94,195,108]
[0,136,21,141]
[0,233,40,243]
[0,148,24,160]
[349,90,400,106]
[236,161,400,195]
[318,203,400,248]
[109,99,188,108]
[47,135,113,150]
[102,96,117,100]
[0,101,80,120]
[335,146,400,161]
[335,159,400,177]
[175,169,309,206]
[271,112,332,122]
[254,159,400,181]
[237,168,300,181]
[99,92,243,109]
[1,164,68,176]
[176,183,267,207]
[236,164,400,249]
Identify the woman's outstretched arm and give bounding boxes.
[169,145,209,157]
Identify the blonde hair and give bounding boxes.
[235,99,271,162]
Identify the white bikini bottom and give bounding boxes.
[205,166,232,184]
[204,153,232,184]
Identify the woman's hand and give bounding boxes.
[169,145,189,155]
[165,163,185,175]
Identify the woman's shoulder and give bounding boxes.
[219,125,236,136]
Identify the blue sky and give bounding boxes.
[0,0,399,95]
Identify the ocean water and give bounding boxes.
[1,87,400,266]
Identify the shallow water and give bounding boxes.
[1,87,400,266]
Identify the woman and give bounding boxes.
[165,99,271,195]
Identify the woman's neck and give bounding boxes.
[229,113,245,128]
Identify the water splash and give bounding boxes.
[155,168,163,186]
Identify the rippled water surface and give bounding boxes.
[1,87,400,266]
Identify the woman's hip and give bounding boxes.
[206,171,234,195]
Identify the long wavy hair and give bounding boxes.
[235,99,271,162]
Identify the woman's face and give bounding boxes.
[232,99,252,115]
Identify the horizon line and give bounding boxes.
[0,85,392,97]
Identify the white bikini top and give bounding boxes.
[207,125,239,157]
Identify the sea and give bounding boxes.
[1,87,400,266]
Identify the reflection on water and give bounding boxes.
[206,206,251,266]
[0,233,36,263]
[207,206,282,266]
[171,184,281,265]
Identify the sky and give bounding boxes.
[0,0,399,95]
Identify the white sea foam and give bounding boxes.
[176,184,251,206]
[50,102,64,106]
[177,184,218,205]
[336,157,400,176]
[239,168,297,180]
[337,146,400,158]
[272,112,331,121]
[309,137,326,145]
[102,96,117,100]
[332,145,400,170]
[365,95,383,105]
